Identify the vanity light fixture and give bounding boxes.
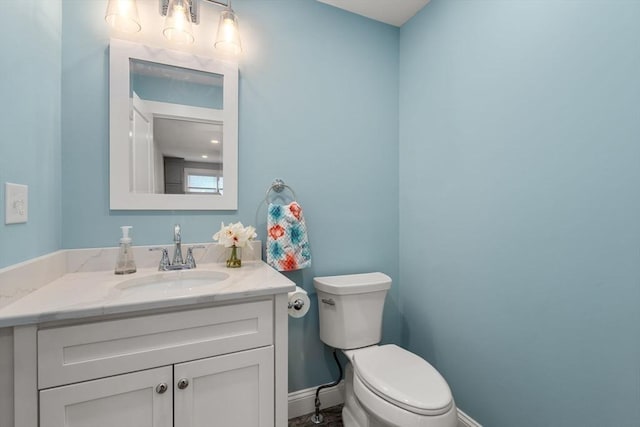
[105,0,141,33]
[105,0,242,54]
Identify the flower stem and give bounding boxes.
[226,245,241,268]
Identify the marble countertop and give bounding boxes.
[0,260,296,328]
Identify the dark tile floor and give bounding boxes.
[288,405,344,427]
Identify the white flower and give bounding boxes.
[213,222,257,248]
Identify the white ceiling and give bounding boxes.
[316,0,430,27]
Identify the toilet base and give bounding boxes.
[343,363,385,427]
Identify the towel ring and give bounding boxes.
[266,179,297,202]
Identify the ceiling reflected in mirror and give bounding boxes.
[154,118,223,163]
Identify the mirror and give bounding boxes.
[109,39,238,210]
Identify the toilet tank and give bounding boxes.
[313,272,391,350]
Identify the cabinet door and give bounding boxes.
[40,366,173,427]
[174,346,274,427]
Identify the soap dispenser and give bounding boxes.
[115,226,137,275]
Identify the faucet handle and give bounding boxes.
[149,247,170,271]
[185,245,205,269]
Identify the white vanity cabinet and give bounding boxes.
[13,296,288,427]
[40,347,273,427]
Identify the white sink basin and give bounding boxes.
[116,270,229,295]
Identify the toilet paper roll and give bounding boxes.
[288,286,310,318]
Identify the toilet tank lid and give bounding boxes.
[313,272,391,295]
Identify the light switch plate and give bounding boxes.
[5,183,28,224]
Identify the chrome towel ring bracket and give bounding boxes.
[265,178,297,203]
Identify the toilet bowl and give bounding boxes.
[314,273,457,427]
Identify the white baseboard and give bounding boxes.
[287,383,482,427]
[288,381,345,419]
[457,408,483,427]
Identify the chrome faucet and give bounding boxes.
[149,224,205,271]
[173,224,184,265]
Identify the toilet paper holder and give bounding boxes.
[287,286,310,318]
[288,298,305,310]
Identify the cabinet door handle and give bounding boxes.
[177,378,189,390]
[156,383,168,394]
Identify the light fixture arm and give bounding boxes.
[201,0,230,7]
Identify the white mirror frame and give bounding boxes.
[109,39,238,210]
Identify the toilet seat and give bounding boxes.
[352,345,453,416]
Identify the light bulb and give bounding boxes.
[163,0,194,45]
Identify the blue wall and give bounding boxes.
[399,1,640,425]
[0,0,62,269]
[61,0,400,391]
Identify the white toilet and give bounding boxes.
[314,272,458,427]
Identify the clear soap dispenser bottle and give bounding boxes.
[115,226,137,275]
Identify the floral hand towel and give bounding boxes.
[267,202,311,271]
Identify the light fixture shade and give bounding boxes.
[105,0,141,33]
[214,9,242,55]
[163,0,195,45]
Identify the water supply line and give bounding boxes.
[311,348,343,424]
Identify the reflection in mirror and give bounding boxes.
[129,59,224,196]
[156,119,223,195]
[130,59,224,108]
[109,39,238,210]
